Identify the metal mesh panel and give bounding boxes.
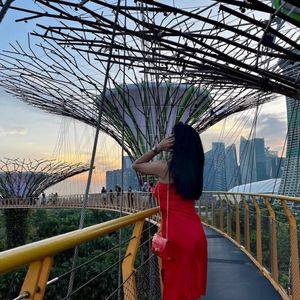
[261,213,271,271]
[239,203,246,247]
[276,219,291,293]
[249,206,257,259]
[136,255,161,300]
[106,225,162,300]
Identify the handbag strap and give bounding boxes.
[157,182,170,240]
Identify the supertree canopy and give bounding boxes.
[0,158,90,198]
[0,38,274,160]
[2,0,299,95]
[103,81,213,156]
[1,0,300,160]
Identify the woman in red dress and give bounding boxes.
[133,122,207,300]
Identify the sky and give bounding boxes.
[0,2,289,195]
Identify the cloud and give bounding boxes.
[256,113,287,152]
[201,110,287,154]
[0,126,27,136]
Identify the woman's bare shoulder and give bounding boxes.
[156,160,170,181]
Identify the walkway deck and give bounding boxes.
[203,226,282,300]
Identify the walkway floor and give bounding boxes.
[202,226,282,300]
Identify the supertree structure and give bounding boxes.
[0,158,89,248]
[0,1,299,158]
[0,0,15,23]
[2,1,300,95]
[0,158,90,198]
[0,34,275,160]
[0,36,276,159]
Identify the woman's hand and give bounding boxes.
[157,136,175,152]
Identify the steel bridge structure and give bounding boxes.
[0,191,299,299]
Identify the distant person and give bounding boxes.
[100,186,107,204]
[133,122,207,300]
[115,185,121,197]
[53,193,58,205]
[128,185,134,208]
[142,181,149,192]
[41,192,46,205]
[148,181,154,208]
[109,189,114,206]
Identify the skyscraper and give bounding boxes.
[240,136,256,184]
[254,138,267,181]
[278,59,300,196]
[225,144,240,190]
[265,149,282,179]
[211,142,227,191]
[203,150,214,191]
[239,137,267,184]
[106,157,139,192]
[123,156,133,169]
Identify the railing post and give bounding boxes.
[263,197,279,283]
[217,194,224,232]
[19,256,53,300]
[122,220,144,300]
[251,196,262,265]
[114,192,117,210]
[241,195,250,252]
[211,193,216,227]
[282,201,300,299]
[232,194,240,244]
[224,194,232,238]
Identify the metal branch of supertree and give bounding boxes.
[0,35,275,160]
[1,0,300,159]
[0,158,90,198]
[3,0,300,97]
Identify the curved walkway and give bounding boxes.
[0,196,283,299]
[203,226,282,300]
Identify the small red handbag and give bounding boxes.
[151,232,168,256]
[151,183,170,258]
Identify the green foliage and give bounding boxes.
[3,209,30,249]
[0,209,134,299]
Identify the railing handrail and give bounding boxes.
[203,191,300,204]
[0,207,159,275]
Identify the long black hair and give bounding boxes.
[169,122,204,200]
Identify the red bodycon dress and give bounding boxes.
[153,182,207,300]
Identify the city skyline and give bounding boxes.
[203,136,284,192]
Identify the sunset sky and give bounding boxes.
[0,2,288,195]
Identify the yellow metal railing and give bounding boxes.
[200,191,300,300]
[0,207,159,299]
[2,191,300,299]
[0,192,158,214]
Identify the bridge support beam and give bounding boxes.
[251,196,262,265]
[224,194,232,238]
[19,256,53,300]
[122,220,144,300]
[282,201,300,300]
[264,197,279,283]
[232,194,240,244]
[217,194,224,232]
[241,196,250,253]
